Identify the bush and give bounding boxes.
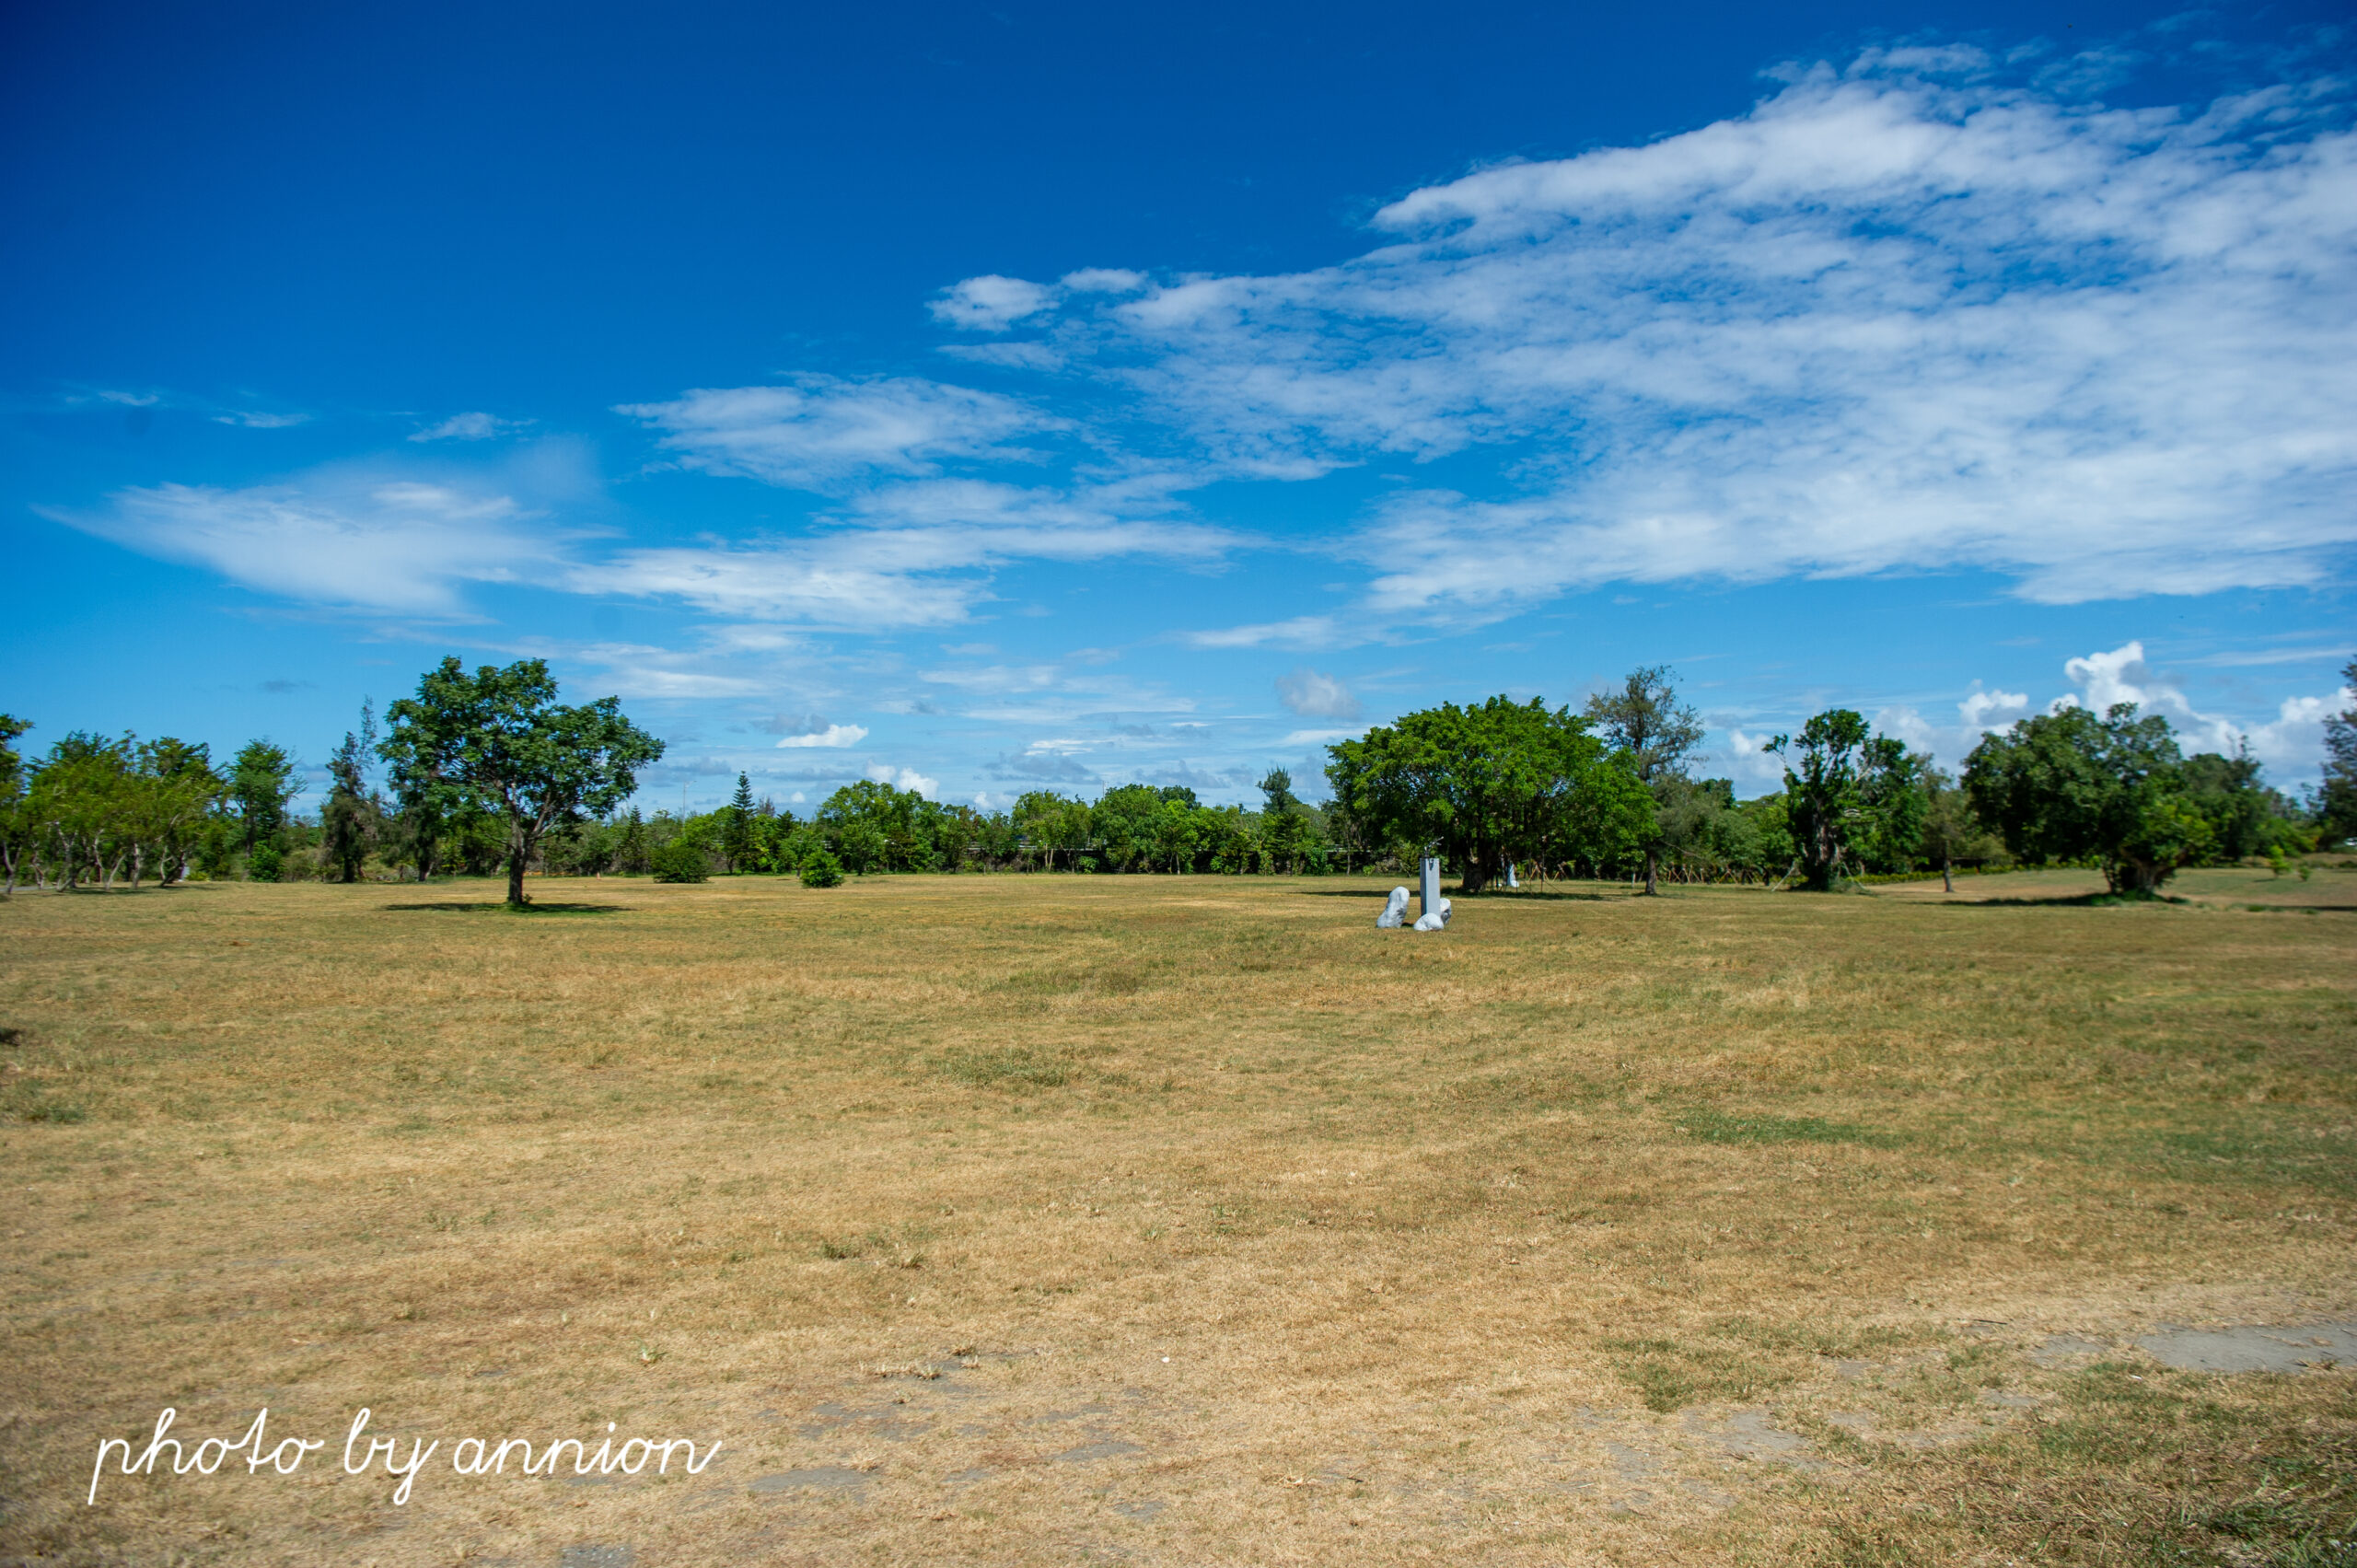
[799,850,845,888]
[648,839,710,883]
[247,843,284,883]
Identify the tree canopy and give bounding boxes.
[1963,702,2210,894]
[1325,694,1653,893]
[1769,710,1924,890]
[381,658,664,906]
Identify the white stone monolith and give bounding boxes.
[1376,886,1411,928]
[1505,862,1520,889]
[1419,856,1441,920]
[1413,896,1452,933]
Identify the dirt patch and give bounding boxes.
[2136,1321,2357,1373]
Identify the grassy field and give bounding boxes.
[2,866,2352,1565]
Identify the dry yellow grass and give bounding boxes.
[2,870,2352,1565]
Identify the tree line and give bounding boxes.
[4,656,2348,902]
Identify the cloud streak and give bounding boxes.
[954,47,2356,615]
[618,375,1057,491]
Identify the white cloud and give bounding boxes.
[618,376,1053,491]
[411,412,528,442]
[42,468,566,614]
[1279,727,1360,748]
[1186,615,1342,650]
[776,724,868,749]
[997,50,2357,615]
[929,274,1056,331]
[1958,685,2028,730]
[572,479,1227,629]
[215,410,309,429]
[1724,727,1787,786]
[865,762,939,797]
[1061,268,1148,295]
[1275,667,1362,719]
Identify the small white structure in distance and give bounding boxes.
[1376,886,1411,928]
[1413,896,1452,932]
[1505,862,1519,889]
[1419,856,1442,919]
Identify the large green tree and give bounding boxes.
[1325,695,1653,892]
[1585,665,1705,895]
[381,658,665,906]
[1768,710,1923,890]
[1963,703,2210,894]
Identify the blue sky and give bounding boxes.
[5,1,2351,811]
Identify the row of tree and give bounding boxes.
[5,656,2349,902]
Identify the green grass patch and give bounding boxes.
[1675,1109,1901,1148]
[1602,1333,1800,1412]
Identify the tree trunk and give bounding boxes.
[1643,848,1658,896]
[1942,856,1953,894]
[506,844,529,906]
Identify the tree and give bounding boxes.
[2315,657,2357,847]
[1585,666,1706,894]
[1919,767,2002,893]
[0,714,29,897]
[1326,694,1653,893]
[1768,710,1922,890]
[227,739,299,862]
[381,657,666,907]
[320,703,380,884]
[129,737,226,887]
[1964,703,2210,894]
[1256,769,1327,874]
[722,772,757,872]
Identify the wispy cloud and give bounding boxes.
[1275,667,1362,719]
[618,375,1056,491]
[956,49,2357,615]
[776,723,868,749]
[41,462,573,614]
[411,412,529,442]
[1186,615,1342,650]
[570,478,1229,629]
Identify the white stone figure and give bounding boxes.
[1376,886,1411,928]
[1413,896,1452,932]
[1505,862,1520,889]
[1419,856,1442,920]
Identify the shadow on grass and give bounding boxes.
[382,901,630,915]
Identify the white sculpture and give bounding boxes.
[1376,886,1411,928]
[1505,862,1519,889]
[1419,856,1442,920]
[1413,896,1452,932]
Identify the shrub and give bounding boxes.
[648,839,710,883]
[799,850,845,888]
[247,843,284,883]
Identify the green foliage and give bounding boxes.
[228,738,299,856]
[2321,656,2357,847]
[798,849,845,888]
[381,657,664,906]
[248,842,284,882]
[319,703,382,885]
[1965,703,2214,894]
[648,834,711,883]
[1327,694,1654,891]
[1769,709,1924,889]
